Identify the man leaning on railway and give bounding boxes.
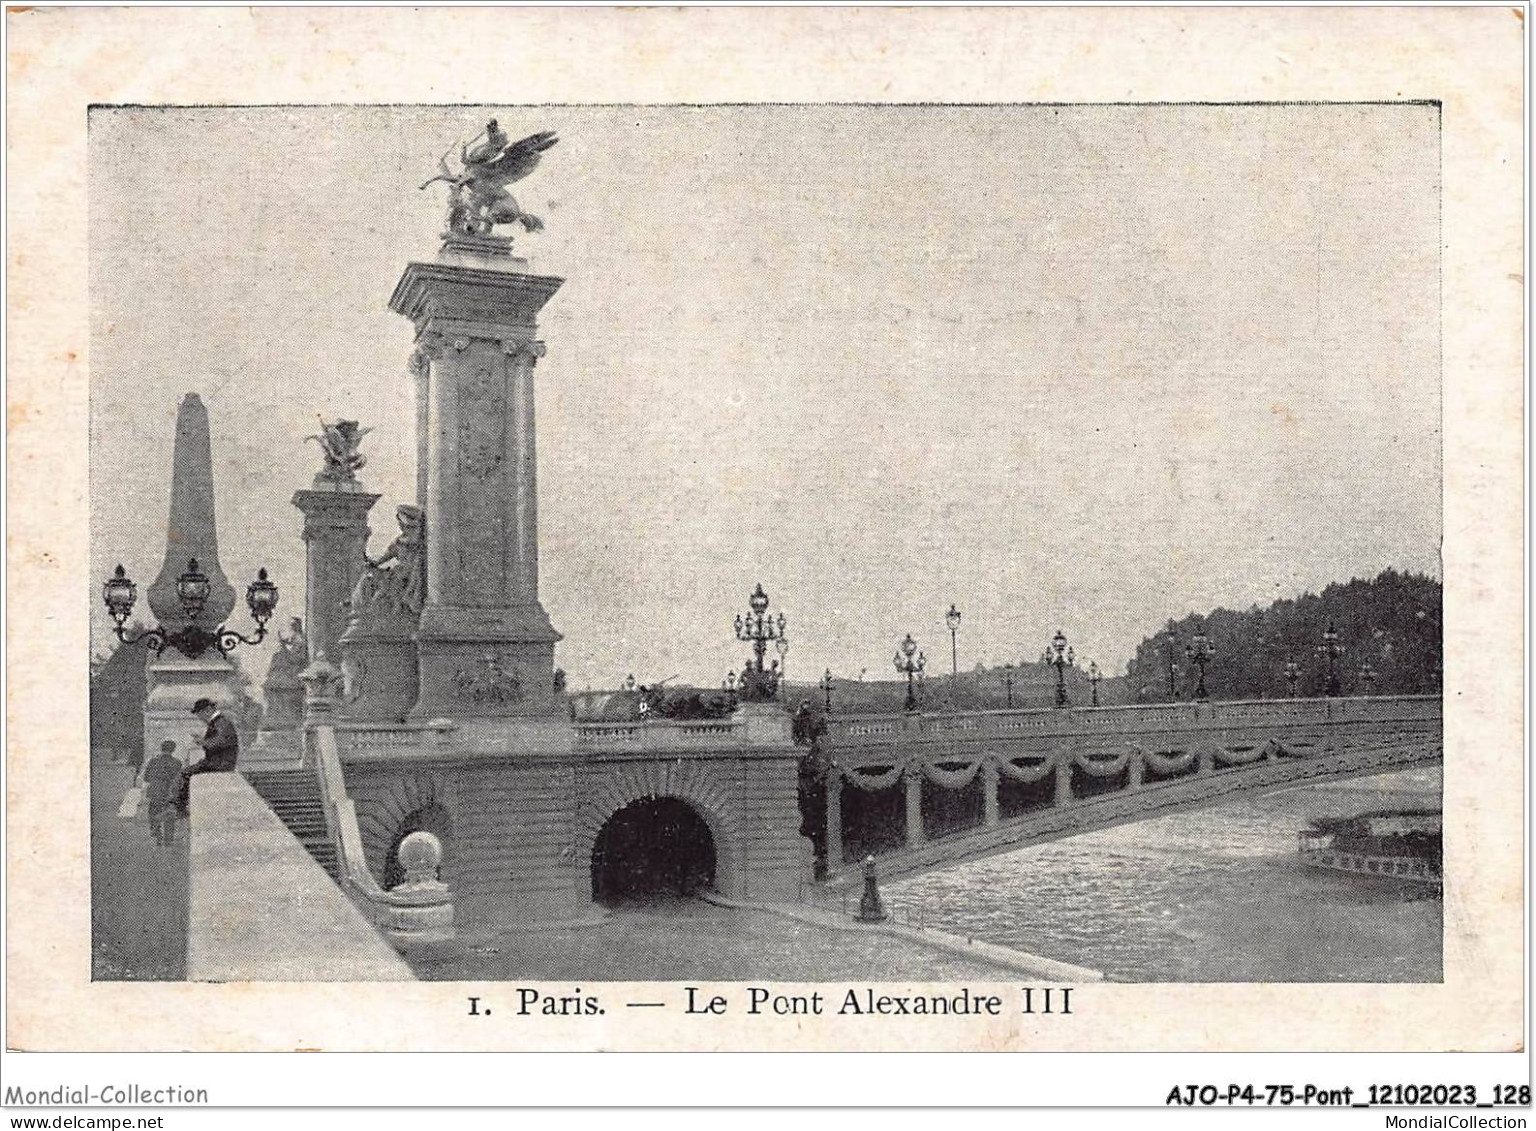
[177,697,239,813]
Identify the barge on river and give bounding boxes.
[1297,807,1441,891]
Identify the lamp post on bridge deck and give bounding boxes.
[894,634,926,713]
[945,603,962,679]
[820,668,834,715]
[1186,630,1215,702]
[1284,660,1301,698]
[1319,621,1345,698]
[1088,660,1101,707]
[1048,629,1074,708]
[1002,662,1015,709]
[1165,620,1180,701]
[734,583,787,702]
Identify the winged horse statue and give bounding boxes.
[420,120,558,238]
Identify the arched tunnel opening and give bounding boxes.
[591,796,717,906]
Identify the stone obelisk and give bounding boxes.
[389,245,562,717]
[142,393,240,763]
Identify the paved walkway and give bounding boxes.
[92,759,188,980]
[408,896,1024,981]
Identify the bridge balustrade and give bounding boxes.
[817,695,1442,881]
[574,718,746,751]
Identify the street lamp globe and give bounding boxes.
[103,564,137,625]
[946,604,962,633]
[176,558,212,619]
[245,567,279,627]
[749,584,770,616]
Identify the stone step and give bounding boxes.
[244,770,340,882]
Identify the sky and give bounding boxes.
[88,104,1441,693]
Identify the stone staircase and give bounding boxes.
[242,768,339,881]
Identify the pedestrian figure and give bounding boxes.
[142,740,183,846]
[178,697,239,813]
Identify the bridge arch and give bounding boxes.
[577,762,740,902]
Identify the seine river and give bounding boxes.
[885,768,1441,982]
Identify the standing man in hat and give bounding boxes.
[179,697,239,812]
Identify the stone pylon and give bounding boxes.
[390,237,563,718]
[142,393,239,766]
[293,476,379,670]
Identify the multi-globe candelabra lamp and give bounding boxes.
[102,558,278,659]
[734,583,787,702]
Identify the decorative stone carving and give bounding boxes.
[459,369,507,482]
[258,616,309,730]
[453,654,523,705]
[505,339,547,365]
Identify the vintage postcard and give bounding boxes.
[3,3,1526,1105]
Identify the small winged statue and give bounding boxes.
[421,119,558,238]
[306,417,372,482]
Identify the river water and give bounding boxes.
[885,768,1442,982]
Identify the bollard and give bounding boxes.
[856,854,888,923]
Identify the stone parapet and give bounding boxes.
[186,772,415,981]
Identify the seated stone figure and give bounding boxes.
[348,504,426,625]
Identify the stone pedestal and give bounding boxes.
[389,242,564,718]
[337,607,420,724]
[143,651,238,768]
[248,656,305,769]
[292,483,380,666]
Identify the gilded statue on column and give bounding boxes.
[419,119,559,239]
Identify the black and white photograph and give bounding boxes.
[4,2,1525,1105]
[84,101,1446,989]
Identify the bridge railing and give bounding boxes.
[815,694,1442,883]
[824,694,1440,753]
[573,718,746,750]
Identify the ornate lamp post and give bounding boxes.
[102,558,278,659]
[722,670,738,710]
[1185,630,1215,701]
[820,668,834,714]
[1165,619,1180,700]
[1002,661,1015,708]
[1319,621,1345,697]
[1048,629,1073,708]
[624,673,636,692]
[1359,659,1377,696]
[1088,660,1101,707]
[945,603,962,678]
[1284,660,1301,698]
[893,633,926,712]
[734,582,787,701]
[775,635,790,700]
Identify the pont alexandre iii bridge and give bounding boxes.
[235,686,1441,947]
[148,148,1441,955]
[813,693,1442,887]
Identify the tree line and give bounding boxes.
[1124,568,1441,702]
